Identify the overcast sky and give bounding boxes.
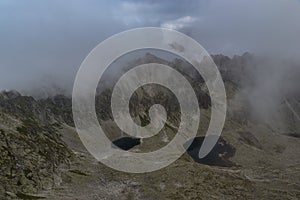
[1,0,300,92]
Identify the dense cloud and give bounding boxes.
[0,0,300,94]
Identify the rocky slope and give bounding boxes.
[0,53,300,199]
[0,92,73,199]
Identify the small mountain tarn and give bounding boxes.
[112,137,141,151]
[184,136,236,167]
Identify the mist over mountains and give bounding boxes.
[1,52,300,199]
[1,0,300,93]
[1,0,300,199]
[4,52,299,130]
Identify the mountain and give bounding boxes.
[0,53,300,199]
[0,91,73,199]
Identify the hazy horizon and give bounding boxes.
[1,0,300,92]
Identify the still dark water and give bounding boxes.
[184,136,236,167]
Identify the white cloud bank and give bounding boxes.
[161,16,198,30]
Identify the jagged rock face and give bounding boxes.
[0,92,73,198]
[96,53,212,124]
[39,95,74,126]
[0,119,73,197]
[212,52,255,87]
[0,91,54,123]
[0,90,21,99]
[96,89,113,121]
[0,91,75,126]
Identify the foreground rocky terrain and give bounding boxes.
[0,53,300,199]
